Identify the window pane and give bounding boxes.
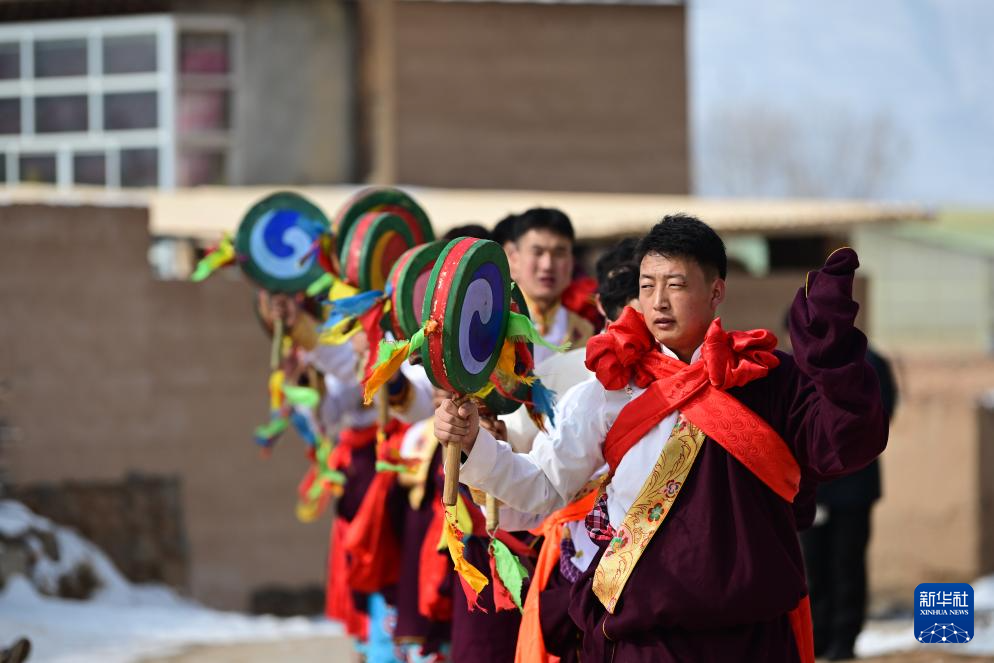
[179,150,226,186]
[121,148,158,187]
[178,90,229,132]
[20,154,56,183]
[104,92,157,130]
[34,39,87,78]
[0,98,20,134]
[74,153,106,185]
[103,34,157,74]
[179,32,230,74]
[35,95,88,133]
[0,43,19,79]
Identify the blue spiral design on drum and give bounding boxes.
[249,209,319,280]
[459,262,505,375]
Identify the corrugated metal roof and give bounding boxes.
[0,183,933,241]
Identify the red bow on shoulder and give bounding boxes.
[585,307,798,502]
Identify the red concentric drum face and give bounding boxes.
[333,187,434,268]
[339,212,417,291]
[386,240,446,339]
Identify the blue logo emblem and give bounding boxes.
[914,583,973,644]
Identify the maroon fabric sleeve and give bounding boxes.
[785,248,889,479]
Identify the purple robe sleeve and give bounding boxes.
[785,248,888,480]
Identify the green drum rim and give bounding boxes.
[422,238,511,395]
[340,212,417,291]
[334,187,434,266]
[388,240,447,340]
[234,191,331,293]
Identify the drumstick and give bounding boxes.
[270,317,284,370]
[486,494,500,533]
[442,394,470,506]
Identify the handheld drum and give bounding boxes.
[334,187,435,269]
[421,238,511,505]
[235,192,331,367]
[235,191,332,293]
[386,240,447,341]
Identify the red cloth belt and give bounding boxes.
[343,420,410,593]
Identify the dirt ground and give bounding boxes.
[142,636,357,662]
[860,655,994,663]
[142,638,991,663]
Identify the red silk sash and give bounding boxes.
[586,308,800,502]
[585,308,812,662]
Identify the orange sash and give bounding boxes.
[514,488,600,663]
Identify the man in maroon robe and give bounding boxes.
[435,215,887,662]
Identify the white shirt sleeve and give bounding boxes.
[394,361,435,424]
[460,378,608,517]
[494,505,547,533]
[305,342,359,382]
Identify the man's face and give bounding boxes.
[509,229,573,305]
[638,253,724,360]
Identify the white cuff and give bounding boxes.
[459,427,499,490]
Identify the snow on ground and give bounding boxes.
[857,575,994,658]
[4,500,994,661]
[0,500,343,663]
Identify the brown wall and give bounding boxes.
[867,352,994,605]
[0,205,329,610]
[390,1,689,194]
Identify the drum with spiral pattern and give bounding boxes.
[421,238,511,395]
[234,192,331,293]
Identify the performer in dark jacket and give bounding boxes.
[800,345,897,660]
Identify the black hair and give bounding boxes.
[595,237,638,284]
[635,214,727,280]
[491,214,518,246]
[596,238,639,321]
[443,224,491,242]
[509,207,575,244]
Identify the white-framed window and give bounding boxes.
[0,14,241,190]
